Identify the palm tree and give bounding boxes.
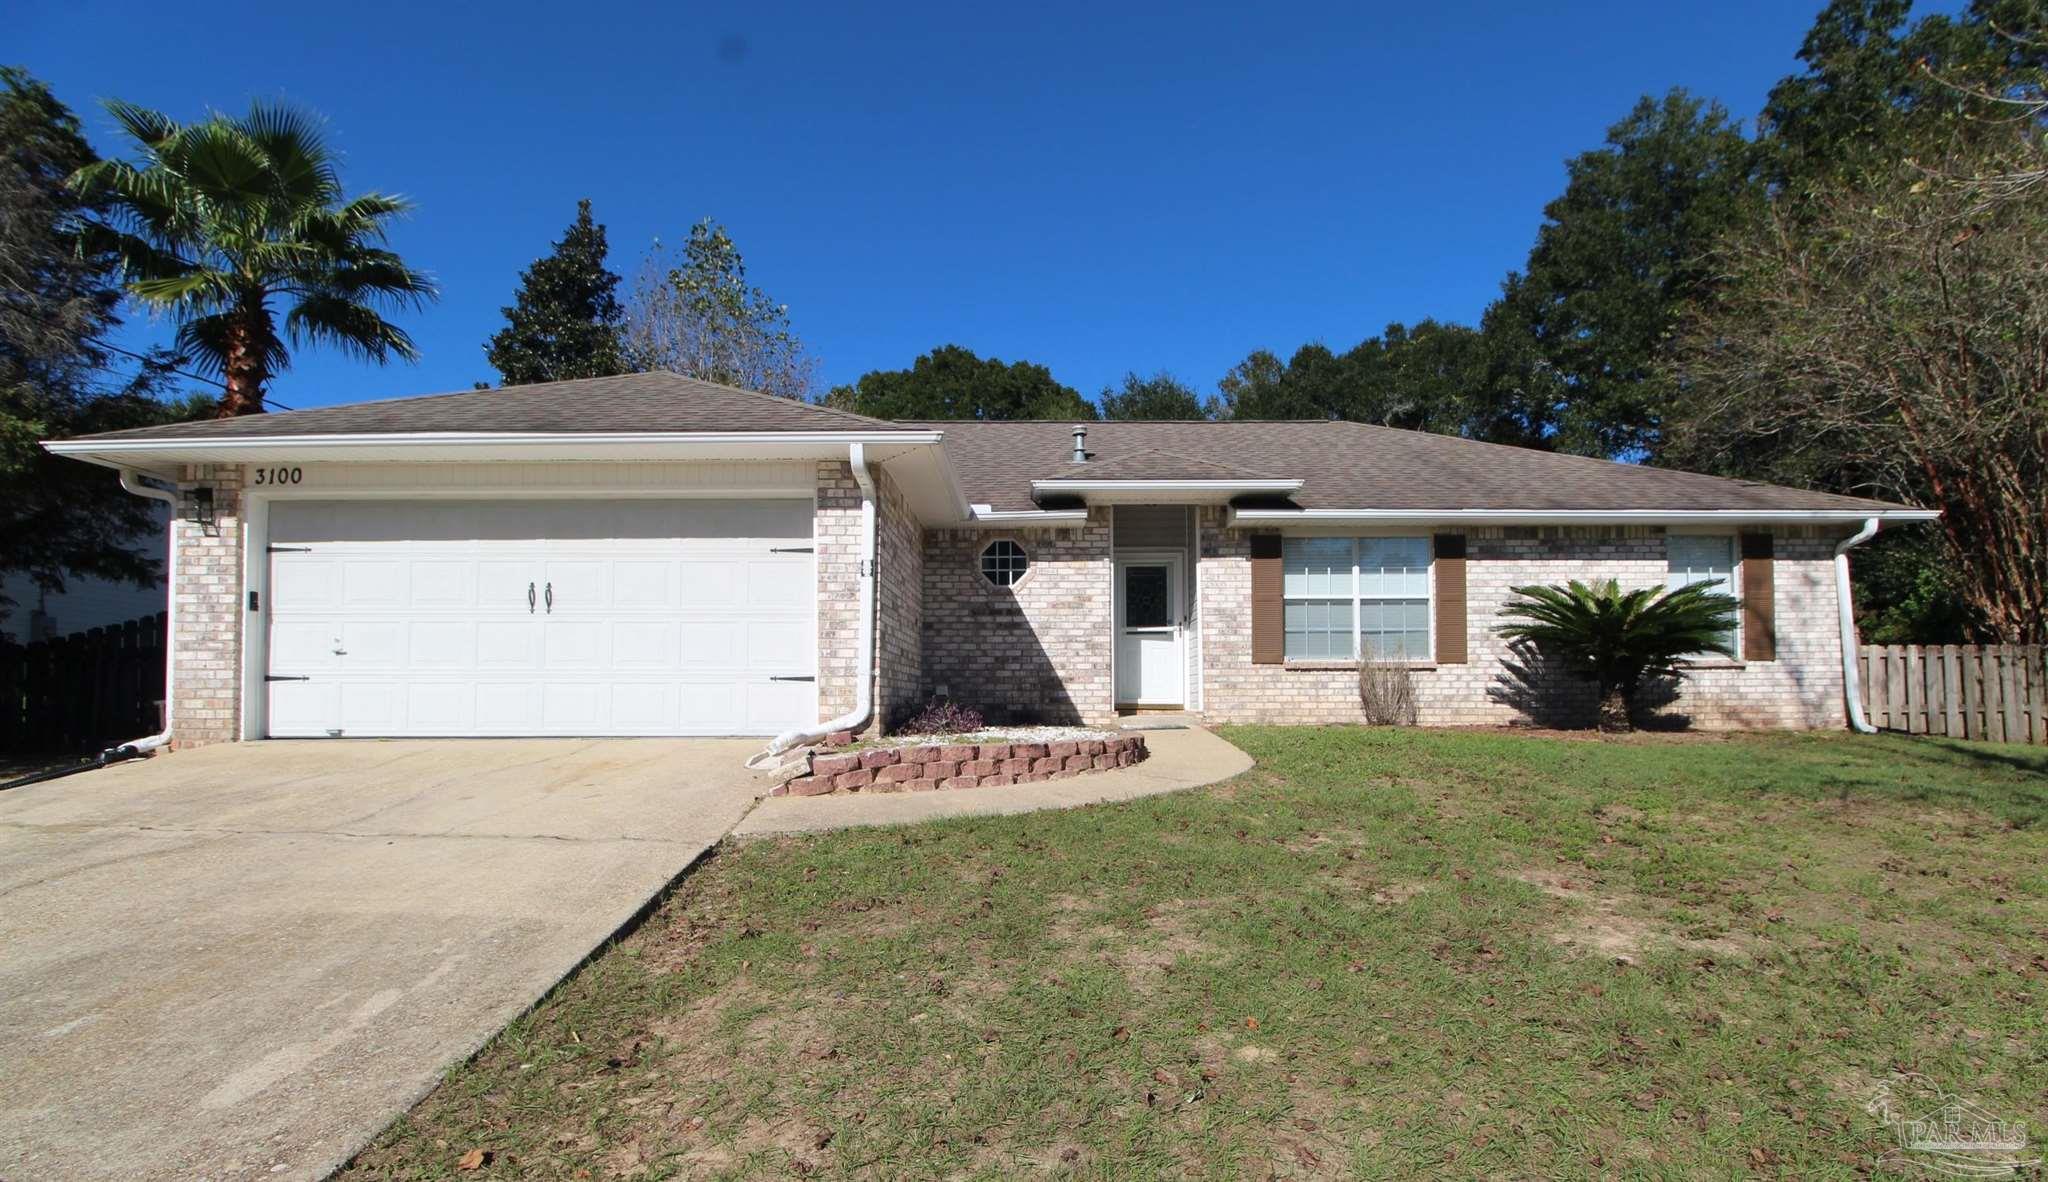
[1497,579,1738,733]
[70,100,434,417]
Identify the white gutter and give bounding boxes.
[1835,517,1882,734]
[749,442,878,769]
[112,470,179,755]
[1228,507,1942,527]
[968,508,1091,526]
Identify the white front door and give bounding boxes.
[1115,556,1184,707]
[263,498,816,737]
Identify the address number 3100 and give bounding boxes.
[251,466,304,486]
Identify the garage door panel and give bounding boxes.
[267,497,815,737]
[407,561,474,607]
[744,559,811,608]
[407,621,475,669]
[341,561,407,607]
[610,621,677,669]
[271,559,340,609]
[406,683,472,732]
[271,620,342,671]
[748,681,814,732]
[543,620,609,669]
[679,560,740,609]
[611,561,674,608]
[475,620,543,670]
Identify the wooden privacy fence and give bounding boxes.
[1859,644,2047,745]
[0,612,166,755]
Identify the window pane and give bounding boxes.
[1284,537,1353,598]
[1284,596,1353,659]
[1667,535,1733,593]
[1358,536,1430,597]
[1125,564,1170,627]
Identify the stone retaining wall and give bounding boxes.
[772,734,1148,796]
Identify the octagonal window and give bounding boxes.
[980,539,1029,587]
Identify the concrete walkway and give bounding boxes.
[0,738,767,1182]
[733,726,1252,836]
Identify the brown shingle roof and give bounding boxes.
[65,371,913,441]
[1036,448,1290,484]
[914,420,1916,514]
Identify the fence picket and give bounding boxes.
[0,612,167,755]
[1858,643,2043,746]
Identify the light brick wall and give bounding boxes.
[920,510,1116,726]
[170,465,244,748]
[1199,511,1850,730]
[815,460,922,736]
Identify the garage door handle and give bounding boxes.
[527,582,536,613]
[769,675,815,682]
[544,582,553,613]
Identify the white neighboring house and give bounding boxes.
[0,506,169,644]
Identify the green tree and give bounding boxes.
[1497,580,1737,733]
[70,100,436,417]
[1099,371,1206,420]
[0,67,201,626]
[827,345,1094,420]
[1209,321,1545,444]
[485,199,625,386]
[623,219,817,398]
[1491,90,1763,459]
[1759,0,2044,192]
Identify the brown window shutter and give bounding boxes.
[1739,532,1776,662]
[1433,534,1468,664]
[1250,533,1283,665]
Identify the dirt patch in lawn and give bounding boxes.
[1512,866,1749,963]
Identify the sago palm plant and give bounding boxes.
[69,100,435,416]
[1496,579,1737,732]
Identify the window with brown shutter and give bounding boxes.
[1739,532,1776,661]
[1250,533,1283,664]
[1433,534,1467,664]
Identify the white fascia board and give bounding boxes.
[966,508,1091,526]
[1031,478,1304,494]
[1227,507,1942,527]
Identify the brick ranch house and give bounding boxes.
[43,372,1936,749]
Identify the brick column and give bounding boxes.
[170,465,244,747]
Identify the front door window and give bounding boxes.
[1125,564,1171,629]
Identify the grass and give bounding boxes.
[343,729,2048,1179]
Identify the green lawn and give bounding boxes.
[344,729,2048,1180]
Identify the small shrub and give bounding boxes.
[897,698,986,736]
[1358,657,1417,726]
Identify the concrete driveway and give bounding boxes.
[0,738,767,1182]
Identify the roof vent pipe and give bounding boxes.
[1071,425,1088,463]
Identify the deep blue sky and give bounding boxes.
[20,1,1963,412]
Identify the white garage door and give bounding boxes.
[264,498,816,737]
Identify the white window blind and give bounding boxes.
[1282,536,1431,660]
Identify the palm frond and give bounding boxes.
[285,295,420,363]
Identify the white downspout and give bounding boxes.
[748,443,877,769]
[111,469,180,755]
[1835,517,1880,734]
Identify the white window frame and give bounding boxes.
[979,537,1030,588]
[1665,531,1742,662]
[1281,534,1434,663]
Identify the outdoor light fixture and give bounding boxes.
[183,485,215,527]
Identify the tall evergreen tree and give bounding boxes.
[1488,90,1763,459]
[486,199,625,386]
[0,68,198,626]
